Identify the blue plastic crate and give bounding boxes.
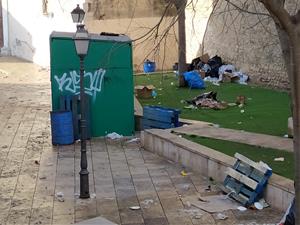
[142,106,181,129]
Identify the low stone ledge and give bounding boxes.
[141,129,294,212]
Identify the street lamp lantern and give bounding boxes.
[71,5,90,199]
[74,25,90,57]
[71,4,85,24]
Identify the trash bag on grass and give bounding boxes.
[183,71,205,89]
[207,55,223,78]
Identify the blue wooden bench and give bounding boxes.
[142,106,181,129]
[220,153,272,207]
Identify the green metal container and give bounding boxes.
[50,32,134,137]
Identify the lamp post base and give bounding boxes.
[79,170,90,199]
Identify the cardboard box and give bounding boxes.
[199,70,206,79]
[135,85,155,99]
[223,72,239,83]
[200,53,210,64]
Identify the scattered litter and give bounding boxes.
[34,160,40,165]
[254,202,263,210]
[106,132,123,140]
[56,192,65,202]
[158,88,163,91]
[158,102,161,105]
[248,97,252,100]
[203,76,221,86]
[219,64,235,77]
[236,95,246,105]
[227,103,237,107]
[56,192,64,197]
[216,213,228,220]
[183,194,241,213]
[184,105,197,110]
[205,185,211,192]
[171,82,174,86]
[185,201,191,208]
[180,100,185,104]
[39,176,46,180]
[202,64,211,73]
[237,206,247,212]
[178,135,182,138]
[274,157,285,162]
[198,196,209,202]
[283,134,289,138]
[213,124,220,128]
[183,184,190,190]
[181,170,188,176]
[135,85,155,99]
[186,91,227,110]
[240,109,245,113]
[238,104,244,108]
[194,214,202,219]
[151,90,157,98]
[258,198,270,208]
[125,138,140,144]
[129,206,141,210]
[259,161,272,171]
[237,122,242,124]
[141,199,154,206]
[90,193,96,199]
[181,209,203,219]
[183,124,189,127]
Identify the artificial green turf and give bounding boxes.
[134,73,291,136]
[183,135,294,179]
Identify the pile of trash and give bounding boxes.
[175,53,249,88]
[185,91,227,110]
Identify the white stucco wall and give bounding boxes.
[185,0,213,63]
[1,0,213,69]
[86,16,178,72]
[1,0,84,67]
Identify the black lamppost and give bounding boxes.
[71,4,90,199]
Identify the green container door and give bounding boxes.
[50,32,134,137]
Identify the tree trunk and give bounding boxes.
[275,26,300,225]
[178,5,187,87]
[258,2,299,222]
[289,36,300,225]
[173,0,187,87]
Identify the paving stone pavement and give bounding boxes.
[0,57,284,225]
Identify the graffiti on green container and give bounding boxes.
[54,68,106,101]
